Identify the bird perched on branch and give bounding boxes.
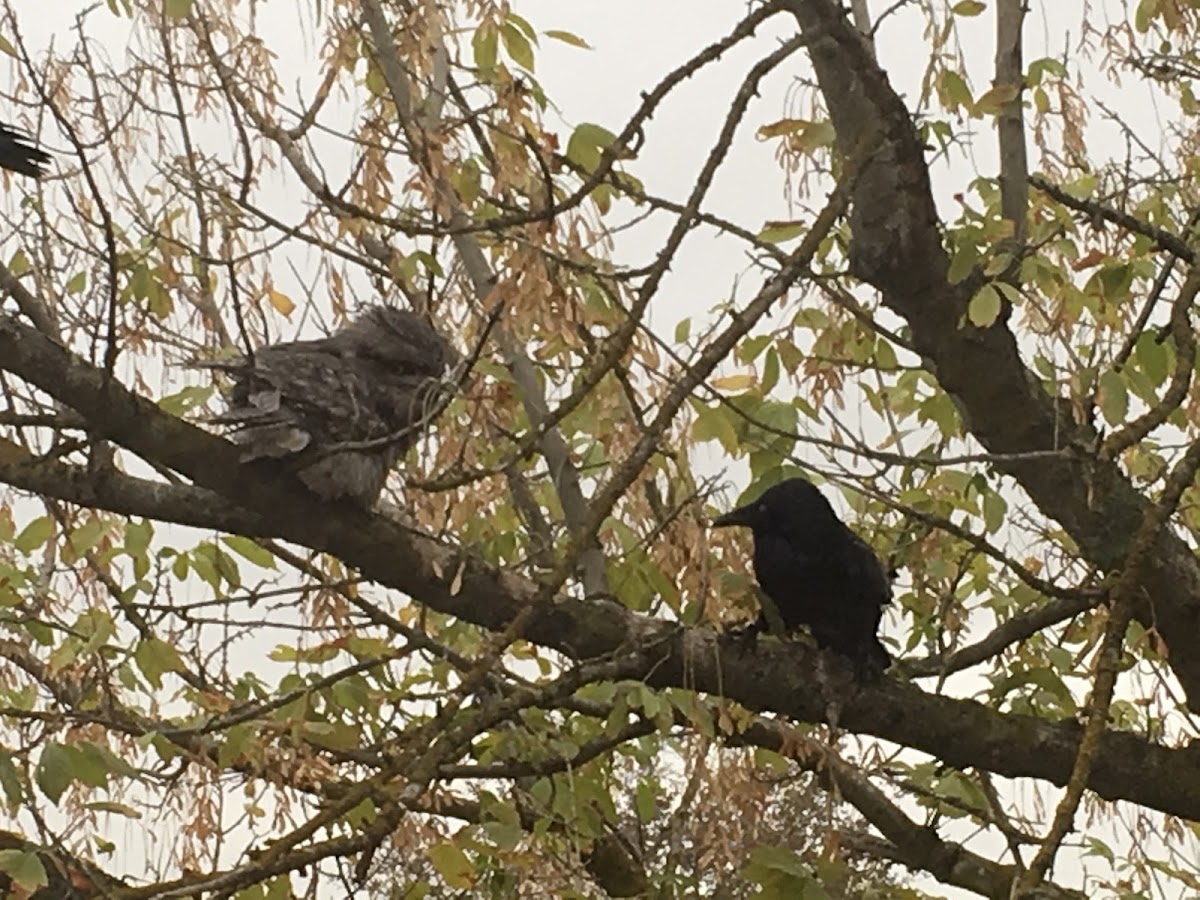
[200,305,453,508]
[712,476,892,681]
[0,123,50,178]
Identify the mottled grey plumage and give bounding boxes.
[0,123,49,178]
[203,306,452,507]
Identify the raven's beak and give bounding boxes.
[711,505,753,528]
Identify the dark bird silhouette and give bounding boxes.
[0,123,50,178]
[201,305,453,508]
[712,476,891,680]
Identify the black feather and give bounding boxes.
[0,123,49,179]
[712,477,891,679]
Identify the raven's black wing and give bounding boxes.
[0,124,49,178]
[832,529,892,678]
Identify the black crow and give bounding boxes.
[0,123,49,178]
[712,476,891,680]
[199,305,453,508]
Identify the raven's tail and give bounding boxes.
[0,124,50,179]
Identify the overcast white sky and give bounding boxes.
[1,1,1192,897]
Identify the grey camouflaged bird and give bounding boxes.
[0,123,49,178]
[202,306,453,507]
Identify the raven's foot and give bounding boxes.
[719,615,767,654]
[816,650,858,734]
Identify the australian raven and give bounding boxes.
[712,476,891,680]
[0,123,49,178]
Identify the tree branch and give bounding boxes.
[4,309,1200,827]
[778,0,1200,712]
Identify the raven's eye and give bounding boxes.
[758,502,769,516]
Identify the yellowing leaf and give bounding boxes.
[975,85,1021,116]
[163,0,193,19]
[428,841,475,889]
[0,849,46,893]
[0,436,30,464]
[135,638,186,689]
[952,0,987,16]
[757,118,811,139]
[758,221,807,244]
[268,288,295,317]
[967,284,1003,328]
[501,22,535,71]
[711,373,757,392]
[1134,0,1161,33]
[544,29,591,49]
[939,70,973,111]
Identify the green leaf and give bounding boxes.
[194,541,240,588]
[505,12,537,40]
[124,518,154,556]
[544,29,591,49]
[742,845,828,899]
[947,241,979,284]
[690,401,739,453]
[982,489,1008,534]
[952,0,986,15]
[1135,331,1169,383]
[1134,0,1160,33]
[939,69,973,111]
[761,348,781,395]
[301,722,362,752]
[157,384,214,415]
[14,516,53,555]
[221,536,277,569]
[0,849,47,893]
[745,845,813,879]
[428,841,475,889]
[1028,57,1069,85]
[85,800,142,817]
[0,753,21,810]
[634,780,657,821]
[967,283,1003,327]
[35,742,73,803]
[674,317,691,343]
[1096,369,1129,426]
[472,23,498,72]
[8,249,28,276]
[566,122,618,173]
[67,515,109,560]
[758,221,806,244]
[135,638,186,689]
[65,271,87,294]
[78,741,138,779]
[501,22,535,71]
